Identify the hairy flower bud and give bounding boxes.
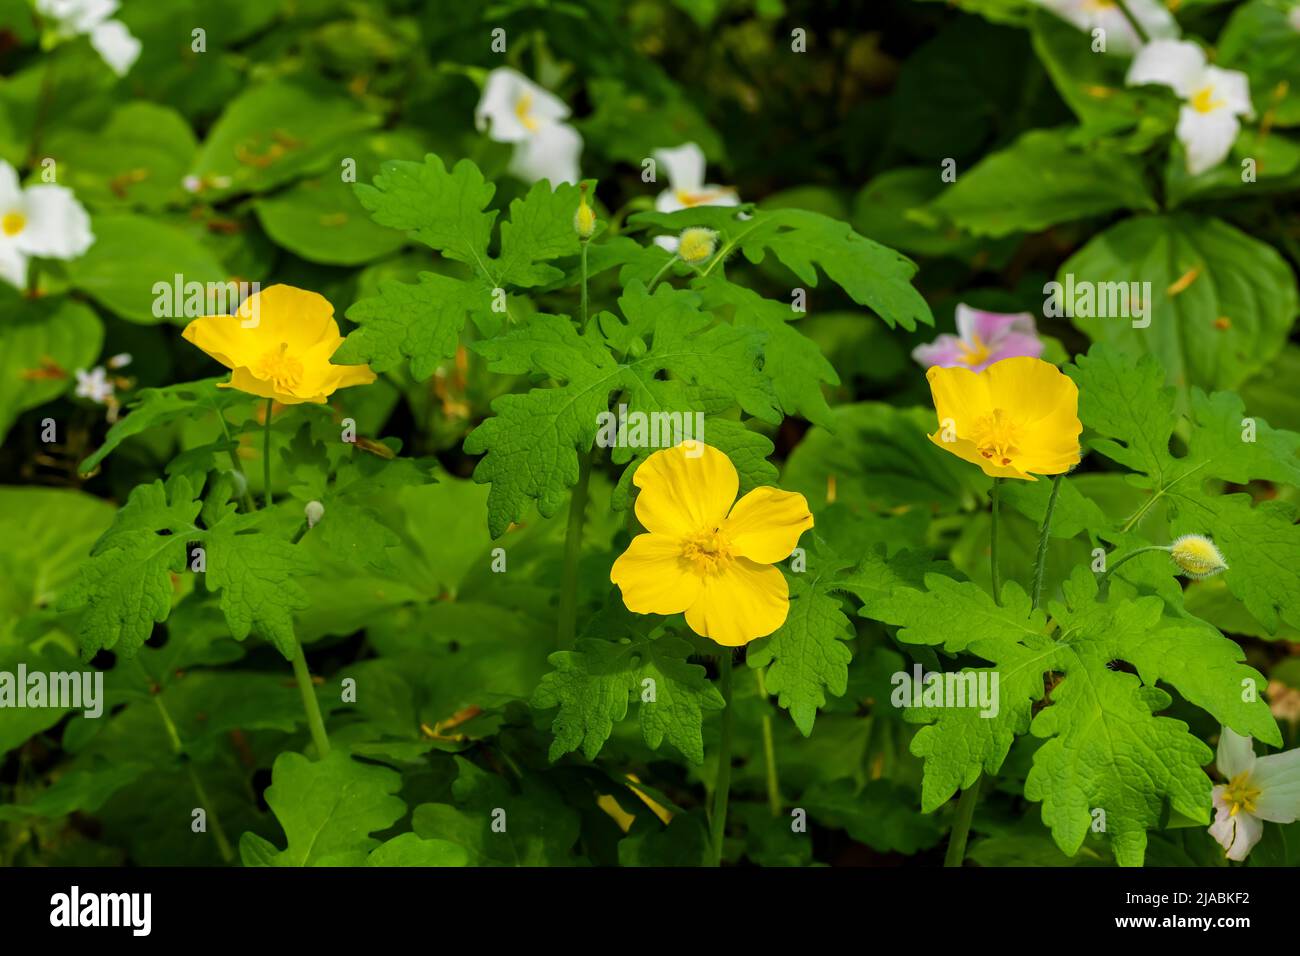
[677,227,718,265]
[305,500,325,529]
[1169,534,1227,579]
[574,195,596,239]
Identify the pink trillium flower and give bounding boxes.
[912,304,1045,372]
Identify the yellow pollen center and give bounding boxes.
[255,343,304,392]
[681,528,733,574]
[971,408,1021,467]
[1,211,25,237]
[515,94,540,132]
[1190,85,1225,114]
[676,189,725,208]
[958,333,992,369]
[1082,0,1116,11]
[1222,772,1261,817]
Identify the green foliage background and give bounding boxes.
[2,0,1299,868]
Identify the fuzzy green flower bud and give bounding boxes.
[1169,534,1227,579]
[677,227,718,265]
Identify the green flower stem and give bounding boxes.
[185,763,234,863]
[989,478,1003,606]
[1114,0,1151,44]
[579,239,590,331]
[141,661,234,863]
[262,398,274,509]
[710,652,735,867]
[1031,474,1064,611]
[290,640,331,758]
[944,774,982,867]
[646,254,679,293]
[556,450,592,650]
[756,668,782,816]
[1098,545,1171,597]
[214,415,256,513]
[255,398,330,758]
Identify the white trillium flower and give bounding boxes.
[1126,39,1254,176]
[74,366,114,404]
[1290,5,1300,32]
[651,143,738,252]
[36,0,141,77]
[0,160,95,289]
[475,67,582,185]
[1208,727,1300,861]
[1035,0,1180,55]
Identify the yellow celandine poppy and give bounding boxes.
[181,284,376,404]
[610,442,813,647]
[925,356,1081,481]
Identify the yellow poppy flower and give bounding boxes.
[610,442,813,647]
[181,284,376,404]
[926,356,1081,481]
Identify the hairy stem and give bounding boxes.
[290,640,331,758]
[756,667,782,816]
[944,774,982,867]
[1031,475,1064,611]
[262,398,274,509]
[989,478,1003,606]
[710,652,735,867]
[645,254,679,293]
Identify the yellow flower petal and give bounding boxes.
[683,559,788,647]
[610,533,702,615]
[632,442,738,536]
[183,283,374,403]
[721,486,814,564]
[181,312,252,371]
[926,357,1081,481]
[237,284,341,352]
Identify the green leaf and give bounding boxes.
[927,128,1156,237]
[466,285,778,537]
[66,214,229,324]
[628,205,933,331]
[79,378,249,474]
[253,751,406,866]
[46,102,197,211]
[748,544,945,736]
[693,276,840,428]
[1060,214,1299,395]
[802,779,945,854]
[531,606,724,764]
[1070,343,1300,632]
[189,79,380,199]
[335,156,585,378]
[1219,0,1300,128]
[59,475,316,659]
[412,757,581,866]
[252,130,426,266]
[0,297,103,444]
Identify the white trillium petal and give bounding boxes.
[1290,6,1300,32]
[1126,39,1206,98]
[1203,66,1254,118]
[476,68,569,143]
[0,161,22,209]
[1208,792,1264,862]
[17,185,95,259]
[90,20,140,76]
[507,122,582,186]
[1127,0,1182,44]
[0,242,27,289]
[1249,748,1300,823]
[1177,105,1239,175]
[1215,727,1256,779]
[653,142,707,193]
